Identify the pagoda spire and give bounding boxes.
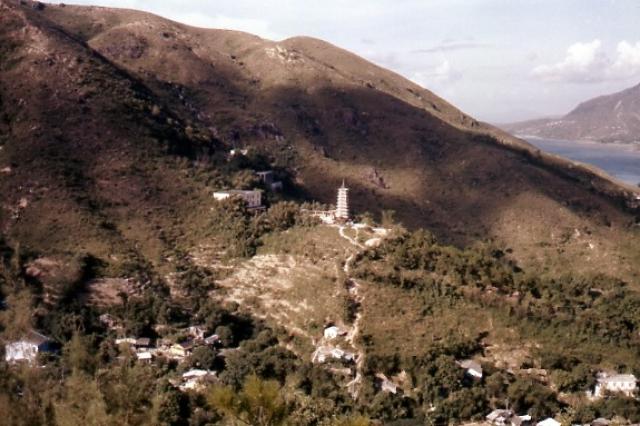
[336,180,349,220]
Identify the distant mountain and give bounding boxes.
[502,83,640,144]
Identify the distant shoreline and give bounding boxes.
[524,136,640,186]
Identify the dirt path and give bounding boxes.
[339,225,365,249]
[338,225,367,399]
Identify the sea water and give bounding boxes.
[524,136,640,187]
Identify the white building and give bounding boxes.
[375,373,398,394]
[324,326,347,340]
[336,181,349,220]
[5,330,54,364]
[312,346,356,364]
[457,359,483,379]
[536,418,560,426]
[213,190,262,209]
[486,410,524,426]
[594,372,637,398]
[256,171,275,185]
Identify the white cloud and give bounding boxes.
[532,39,640,83]
[532,39,608,83]
[411,60,462,87]
[612,40,640,75]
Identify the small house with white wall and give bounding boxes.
[324,326,347,340]
[375,373,398,394]
[594,372,637,398]
[213,190,263,209]
[486,409,529,426]
[536,418,560,426]
[457,359,483,379]
[5,330,54,364]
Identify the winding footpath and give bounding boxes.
[338,225,366,399]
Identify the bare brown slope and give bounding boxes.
[3,0,640,282]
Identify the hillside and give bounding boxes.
[0,0,638,285]
[503,82,640,144]
[1,1,640,424]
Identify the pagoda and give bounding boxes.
[335,180,349,220]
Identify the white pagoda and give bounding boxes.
[335,180,349,220]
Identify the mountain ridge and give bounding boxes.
[502,82,640,144]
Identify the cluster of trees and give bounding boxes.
[209,199,318,258]
[355,229,518,294]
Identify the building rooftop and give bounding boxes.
[21,330,52,346]
[598,373,637,383]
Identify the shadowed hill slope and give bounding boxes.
[1,0,639,281]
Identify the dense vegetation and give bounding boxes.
[2,205,640,425]
[351,228,640,423]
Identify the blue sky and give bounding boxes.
[46,0,640,123]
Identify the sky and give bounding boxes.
[44,0,640,123]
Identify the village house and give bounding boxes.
[323,325,347,340]
[256,170,274,185]
[213,189,263,209]
[179,369,217,392]
[312,346,356,364]
[594,372,637,398]
[185,325,207,340]
[115,337,137,345]
[486,409,529,426]
[255,170,283,192]
[204,334,220,346]
[99,313,122,330]
[375,373,398,394]
[136,351,154,363]
[456,359,483,379]
[5,330,55,364]
[590,418,611,426]
[135,337,151,348]
[536,418,560,426]
[169,340,195,359]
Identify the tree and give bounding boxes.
[149,385,187,426]
[99,361,156,425]
[507,378,560,419]
[187,346,216,370]
[0,289,34,340]
[63,332,95,374]
[208,374,289,426]
[54,372,110,426]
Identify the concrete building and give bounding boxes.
[457,359,483,379]
[536,418,560,426]
[324,326,347,340]
[486,410,525,426]
[213,190,262,209]
[256,171,275,185]
[594,372,637,398]
[5,330,54,364]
